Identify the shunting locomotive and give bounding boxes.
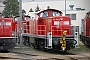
[29,9,77,51]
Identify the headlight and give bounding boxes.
[12,33,14,36]
[12,32,15,36]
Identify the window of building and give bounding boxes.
[71,26,79,35]
[66,14,76,20]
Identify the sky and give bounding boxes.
[22,1,67,15]
[22,0,71,17]
[22,0,90,15]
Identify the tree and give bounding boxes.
[2,0,19,17]
[35,4,41,12]
[22,9,26,14]
[29,8,34,12]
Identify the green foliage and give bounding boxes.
[22,9,26,14]
[35,4,41,12]
[2,0,19,17]
[29,8,34,12]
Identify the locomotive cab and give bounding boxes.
[37,9,62,18]
[14,15,31,33]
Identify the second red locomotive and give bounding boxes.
[80,11,90,47]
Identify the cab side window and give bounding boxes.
[15,17,20,21]
[53,12,60,16]
[5,22,11,26]
[24,17,30,20]
[40,12,48,17]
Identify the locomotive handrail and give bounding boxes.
[37,25,46,36]
[27,24,31,34]
[22,24,31,34]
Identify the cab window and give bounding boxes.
[64,21,69,25]
[53,12,60,16]
[5,22,11,26]
[24,17,30,20]
[40,12,48,17]
[15,17,20,21]
[15,16,30,21]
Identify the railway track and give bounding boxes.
[0,47,90,60]
[0,52,68,60]
[0,52,89,60]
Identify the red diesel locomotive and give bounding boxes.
[80,11,90,47]
[29,9,77,51]
[0,13,16,52]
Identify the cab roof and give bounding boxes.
[37,9,62,15]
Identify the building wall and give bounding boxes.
[66,11,88,34]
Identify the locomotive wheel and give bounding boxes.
[33,38,45,50]
[38,39,44,50]
[23,37,30,47]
